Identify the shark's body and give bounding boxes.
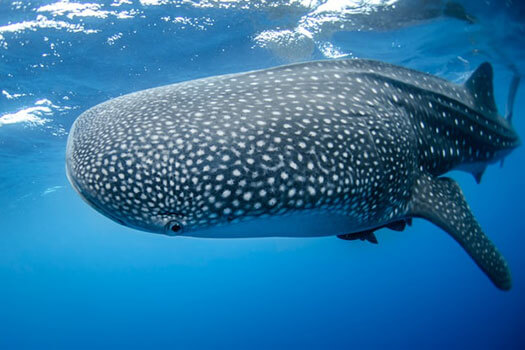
[66,59,520,290]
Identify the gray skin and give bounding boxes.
[66,59,520,290]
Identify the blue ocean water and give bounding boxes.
[1,0,524,348]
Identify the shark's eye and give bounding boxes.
[171,223,182,233]
[165,219,184,236]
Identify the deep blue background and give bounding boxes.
[0,1,524,349]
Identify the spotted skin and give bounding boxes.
[66,59,520,289]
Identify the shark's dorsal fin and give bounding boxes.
[409,174,511,290]
[464,62,498,118]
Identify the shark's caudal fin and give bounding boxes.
[464,62,499,119]
[409,174,511,290]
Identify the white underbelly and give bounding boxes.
[184,210,364,238]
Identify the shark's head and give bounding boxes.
[65,99,215,236]
[65,86,300,237]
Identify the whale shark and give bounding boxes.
[66,59,520,290]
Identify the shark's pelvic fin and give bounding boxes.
[363,232,378,244]
[409,174,512,290]
[385,221,404,232]
[464,62,498,118]
[338,231,378,244]
[337,219,411,244]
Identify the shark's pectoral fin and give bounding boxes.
[409,174,511,290]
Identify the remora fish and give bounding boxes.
[66,59,520,290]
